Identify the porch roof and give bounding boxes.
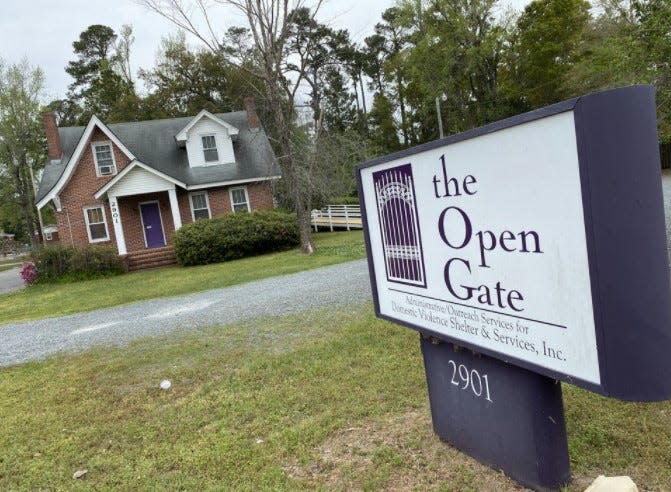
[94,161,180,200]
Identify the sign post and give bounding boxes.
[421,337,570,490]
[356,86,671,490]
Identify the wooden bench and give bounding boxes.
[311,205,362,231]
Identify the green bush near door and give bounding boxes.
[174,210,300,266]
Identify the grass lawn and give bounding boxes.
[1,304,669,491]
[0,262,20,273]
[0,255,25,273]
[0,231,365,325]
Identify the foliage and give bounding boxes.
[367,92,402,152]
[0,199,28,244]
[505,0,591,107]
[364,7,414,146]
[0,58,45,250]
[329,196,360,205]
[273,129,377,210]
[139,31,265,119]
[31,244,123,283]
[19,262,37,284]
[174,210,299,266]
[564,0,671,141]
[63,24,141,124]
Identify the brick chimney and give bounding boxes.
[244,97,260,132]
[42,112,62,161]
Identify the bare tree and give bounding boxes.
[139,0,325,253]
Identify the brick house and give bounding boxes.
[36,98,280,269]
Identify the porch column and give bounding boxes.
[168,187,182,230]
[108,195,127,255]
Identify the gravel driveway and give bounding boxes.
[0,266,24,295]
[0,259,371,367]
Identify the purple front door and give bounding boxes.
[140,202,166,248]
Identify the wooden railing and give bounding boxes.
[310,205,362,231]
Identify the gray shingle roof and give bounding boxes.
[36,111,279,203]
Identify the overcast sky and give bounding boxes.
[1,0,527,104]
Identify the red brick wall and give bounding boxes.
[246,182,275,210]
[178,182,275,224]
[42,112,62,160]
[54,127,132,249]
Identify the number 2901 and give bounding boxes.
[448,360,493,402]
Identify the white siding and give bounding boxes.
[108,167,174,198]
[185,118,236,167]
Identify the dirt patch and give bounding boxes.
[283,406,530,491]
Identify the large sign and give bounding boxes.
[357,85,671,401]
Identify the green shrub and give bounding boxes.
[330,196,360,205]
[32,245,123,283]
[174,210,300,266]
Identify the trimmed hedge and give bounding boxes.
[31,245,123,283]
[174,210,299,266]
[329,196,360,205]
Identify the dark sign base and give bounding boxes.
[420,335,570,491]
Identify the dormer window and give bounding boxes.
[92,142,117,176]
[176,111,239,167]
[202,135,219,163]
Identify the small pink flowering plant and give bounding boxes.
[20,262,38,285]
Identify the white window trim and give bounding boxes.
[189,191,212,221]
[83,205,110,243]
[200,133,220,165]
[91,141,117,177]
[44,232,53,241]
[229,186,250,212]
[139,200,167,248]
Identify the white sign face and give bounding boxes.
[360,111,601,384]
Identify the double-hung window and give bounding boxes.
[230,187,250,212]
[190,192,211,221]
[201,135,219,163]
[92,142,116,176]
[84,206,109,242]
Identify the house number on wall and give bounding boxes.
[110,199,120,224]
[448,359,493,402]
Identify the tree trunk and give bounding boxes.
[265,79,315,254]
[396,69,410,146]
[359,71,367,114]
[296,201,314,254]
[12,156,38,250]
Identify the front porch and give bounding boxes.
[95,161,184,256]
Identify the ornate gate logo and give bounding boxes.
[373,163,427,288]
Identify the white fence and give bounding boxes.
[310,205,362,231]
